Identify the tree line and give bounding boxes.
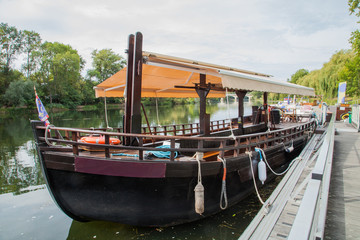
[0,22,126,109]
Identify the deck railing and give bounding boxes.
[33,118,316,161]
[80,116,253,137]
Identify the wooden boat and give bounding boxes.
[31,32,316,227]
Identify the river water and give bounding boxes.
[0,102,280,240]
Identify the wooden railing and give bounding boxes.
[75,115,254,137]
[33,118,316,162]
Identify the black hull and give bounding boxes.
[40,140,305,227]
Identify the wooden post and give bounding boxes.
[131,32,143,135]
[124,34,134,145]
[263,92,268,125]
[196,74,210,135]
[235,90,247,134]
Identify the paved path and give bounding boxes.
[325,123,360,239]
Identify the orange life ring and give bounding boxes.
[80,135,121,145]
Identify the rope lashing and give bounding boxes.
[218,156,228,210]
[194,154,205,215]
[246,151,265,205]
[45,124,54,146]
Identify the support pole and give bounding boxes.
[131,32,143,135]
[236,90,247,134]
[196,74,210,135]
[263,92,268,126]
[124,34,134,145]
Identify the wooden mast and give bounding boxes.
[131,32,143,135]
[124,34,135,145]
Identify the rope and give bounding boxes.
[225,88,236,140]
[45,124,55,146]
[246,151,265,205]
[218,156,228,210]
[256,147,300,176]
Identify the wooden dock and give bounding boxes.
[325,121,360,239]
[239,116,360,239]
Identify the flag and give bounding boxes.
[337,82,346,104]
[34,86,50,126]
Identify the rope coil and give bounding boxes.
[218,156,228,210]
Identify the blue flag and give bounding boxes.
[34,87,50,125]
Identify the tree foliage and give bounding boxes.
[289,69,309,84]
[87,49,126,83]
[21,30,41,79]
[0,23,23,72]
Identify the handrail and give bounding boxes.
[288,114,335,240]
[35,119,316,161]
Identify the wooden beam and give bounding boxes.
[131,32,143,135]
[263,92,268,126]
[236,90,247,134]
[124,34,134,145]
[196,74,210,135]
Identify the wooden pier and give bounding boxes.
[239,116,360,239]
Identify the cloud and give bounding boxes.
[0,0,358,80]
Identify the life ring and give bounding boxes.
[340,112,349,120]
[80,135,121,145]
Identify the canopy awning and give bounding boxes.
[94,51,315,98]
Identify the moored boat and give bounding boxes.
[31,32,316,227]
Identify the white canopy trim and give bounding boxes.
[219,70,315,96]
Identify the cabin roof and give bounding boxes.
[94,51,315,98]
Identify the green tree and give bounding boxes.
[3,79,35,107]
[21,30,41,79]
[0,23,23,72]
[349,1,360,54]
[87,49,126,83]
[35,41,84,107]
[289,69,309,84]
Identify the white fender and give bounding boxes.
[258,160,267,184]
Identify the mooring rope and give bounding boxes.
[246,151,265,205]
[217,156,228,210]
[256,147,301,176]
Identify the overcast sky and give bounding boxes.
[1,0,358,80]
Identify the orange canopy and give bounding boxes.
[95,64,225,98]
[94,51,315,98]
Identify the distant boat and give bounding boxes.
[31,32,316,227]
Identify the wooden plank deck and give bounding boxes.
[324,124,360,239]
